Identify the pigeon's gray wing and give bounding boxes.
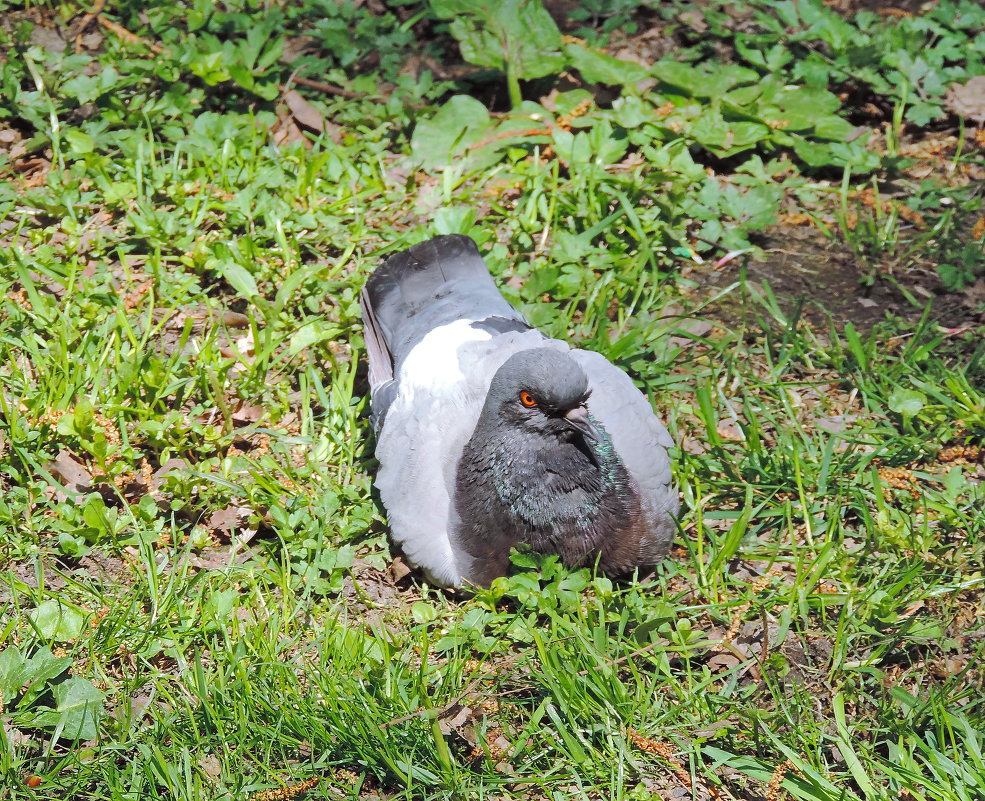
[374,326,554,586]
[570,350,679,564]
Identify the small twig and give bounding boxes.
[70,0,106,40]
[291,75,363,100]
[760,606,770,667]
[468,126,554,151]
[690,233,733,257]
[380,651,524,729]
[380,676,486,729]
[96,14,164,54]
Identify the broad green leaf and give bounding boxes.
[652,61,757,99]
[565,43,647,86]
[433,205,477,235]
[29,600,86,642]
[651,62,707,96]
[725,121,770,151]
[791,135,879,171]
[586,118,627,164]
[791,135,836,167]
[289,320,340,356]
[29,676,105,740]
[724,83,764,107]
[813,114,855,140]
[906,100,943,126]
[611,95,649,128]
[0,647,73,710]
[64,129,94,154]
[551,129,593,164]
[410,94,493,167]
[0,648,29,705]
[689,110,730,150]
[735,39,794,72]
[22,649,73,692]
[213,259,259,299]
[432,0,565,79]
[411,601,440,624]
[773,85,841,130]
[888,388,926,419]
[721,185,780,230]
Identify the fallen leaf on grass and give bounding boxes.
[198,754,223,780]
[151,458,187,491]
[206,504,253,538]
[221,310,250,328]
[49,449,93,494]
[232,402,264,426]
[283,89,326,133]
[389,557,412,582]
[271,112,308,147]
[946,76,985,122]
[280,35,319,62]
[16,158,52,188]
[962,279,985,310]
[815,413,858,434]
[113,692,154,723]
[716,418,745,440]
[706,652,743,672]
[437,704,471,735]
[667,319,714,349]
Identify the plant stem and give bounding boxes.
[506,64,522,108]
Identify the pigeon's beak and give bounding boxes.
[563,405,600,443]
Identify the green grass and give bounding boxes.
[1,1,984,799]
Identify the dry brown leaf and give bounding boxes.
[946,76,985,122]
[706,652,743,672]
[716,419,745,440]
[280,35,320,62]
[271,112,308,147]
[49,449,93,493]
[198,755,223,780]
[207,504,251,536]
[437,704,471,735]
[151,458,187,491]
[283,89,325,133]
[389,556,412,582]
[232,403,264,425]
[962,279,985,310]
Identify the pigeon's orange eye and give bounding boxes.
[519,391,538,408]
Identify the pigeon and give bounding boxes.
[360,234,678,587]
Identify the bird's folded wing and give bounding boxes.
[360,285,394,391]
[570,349,679,553]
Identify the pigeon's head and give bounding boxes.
[483,348,599,442]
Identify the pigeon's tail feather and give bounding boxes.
[362,234,526,366]
[364,234,486,315]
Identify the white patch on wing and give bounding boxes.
[397,319,492,393]
[375,318,495,585]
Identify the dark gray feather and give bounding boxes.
[363,235,527,371]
